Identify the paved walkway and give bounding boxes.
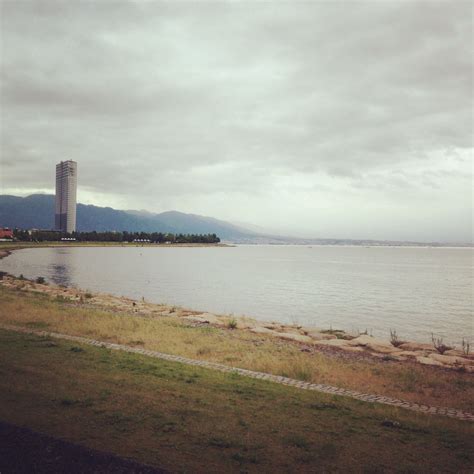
[2,323,473,422]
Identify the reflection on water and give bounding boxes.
[1,245,472,345]
[48,263,70,286]
[48,249,73,286]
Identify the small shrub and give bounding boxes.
[381,419,401,428]
[40,341,58,348]
[60,398,78,407]
[84,292,93,299]
[284,434,310,450]
[461,338,471,356]
[400,368,418,392]
[232,452,259,464]
[389,329,405,348]
[197,346,211,356]
[238,419,248,428]
[35,276,46,284]
[309,403,337,411]
[321,328,354,340]
[208,437,234,448]
[231,452,244,463]
[129,340,145,346]
[25,321,49,329]
[19,274,25,280]
[228,318,238,330]
[431,333,452,354]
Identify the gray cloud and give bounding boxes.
[1,0,472,241]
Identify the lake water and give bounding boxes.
[1,245,472,345]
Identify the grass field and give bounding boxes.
[1,284,473,413]
[0,328,473,473]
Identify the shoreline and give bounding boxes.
[0,241,232,253]
[1,269,473,416]
[1,243,472,372]
[0,241,231,265]
[0,249,11,260]
[1,266,472,373]
[2,249,471,348]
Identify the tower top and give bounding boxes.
[57,160,77,165]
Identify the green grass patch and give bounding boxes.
[0,328,472,472]
[24,321,50,329]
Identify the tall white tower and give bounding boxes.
[55,160,77,233]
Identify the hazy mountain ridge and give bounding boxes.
[0,195,470,246]
[0,195,255,240]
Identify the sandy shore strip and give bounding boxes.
[0,249,12,260]
[1,269,473,373]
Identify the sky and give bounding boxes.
[1,1,472,243]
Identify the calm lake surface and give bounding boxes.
[1,245,472,344]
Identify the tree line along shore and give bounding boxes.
[10,229,221,244]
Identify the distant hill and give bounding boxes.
[0,194,468,246]
[0,194,255,240]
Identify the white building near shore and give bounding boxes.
[55,160,77,233]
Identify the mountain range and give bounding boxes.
[0,194,254,241]
[0,194,468,246]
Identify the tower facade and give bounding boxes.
[55,160,77,233]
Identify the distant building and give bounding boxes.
[55,160,77,233]
[0,228,13,240]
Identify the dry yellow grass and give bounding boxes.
[1,284,473,412]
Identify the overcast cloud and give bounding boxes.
[0,0,472,242]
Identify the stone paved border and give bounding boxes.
[1,323,473,422]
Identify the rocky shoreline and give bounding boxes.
[1,271,472,373]
[0,249,12,260]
